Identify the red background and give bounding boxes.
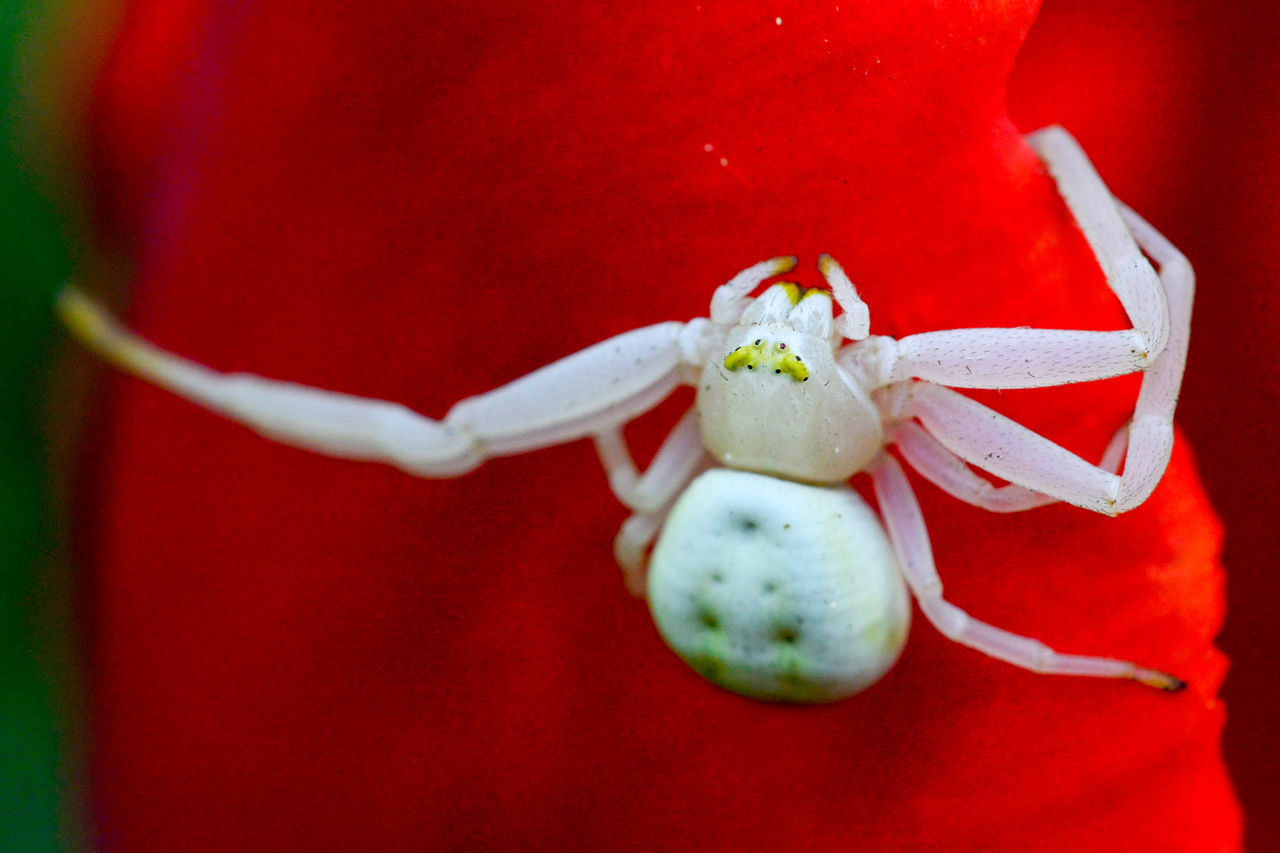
[68,0,1275,848]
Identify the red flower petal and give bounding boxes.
[74,1,1239,849]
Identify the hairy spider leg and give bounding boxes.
[890,420,1059,513]
[57,287,700,478]
[593,408,712,594]
[868,453,1184,690]
[883,202,1191,516]
[56,287,483,475]
[708,255,799,326]
[815,253,871,341]
[840,126,1172,393]
[890,419,1130,514]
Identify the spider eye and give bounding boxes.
[754,339,762,345]
[778,343,787,350]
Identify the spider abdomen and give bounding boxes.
[647,468,910,703]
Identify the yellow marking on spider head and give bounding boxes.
[774,281,828,305]
[723,337,810,382]
[724,346,756,371]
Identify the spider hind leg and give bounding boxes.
[869,452,1184,691]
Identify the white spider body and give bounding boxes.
[668,290,899,701]
[59,127,1193,703]
[648,468,909,702]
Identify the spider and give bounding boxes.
[59,127,1192,703]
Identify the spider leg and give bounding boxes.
[878,199,1191,515]
[891,421,1058,512]
[886,381,1161,515]
[848,127,1177,392]
[815,253,870,340]
[708,255,798,326]
[593,406,707,514]
[58,287,702,478]
[888,419,1128,513]
[593,406,713,593]
[868,452,1183,690]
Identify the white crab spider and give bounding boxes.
[59,127,1192,703]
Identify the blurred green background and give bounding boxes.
[2,0,85,848]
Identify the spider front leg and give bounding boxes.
[883,202,1192,515]
[57,287,706,478]
[838,127,1172,392]
[708,255,799,325]
[868,453,1183,690]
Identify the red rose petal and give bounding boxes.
[74,1,1238,849]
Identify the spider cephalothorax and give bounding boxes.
[700,278,883,485]
[59,127,1191,703]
